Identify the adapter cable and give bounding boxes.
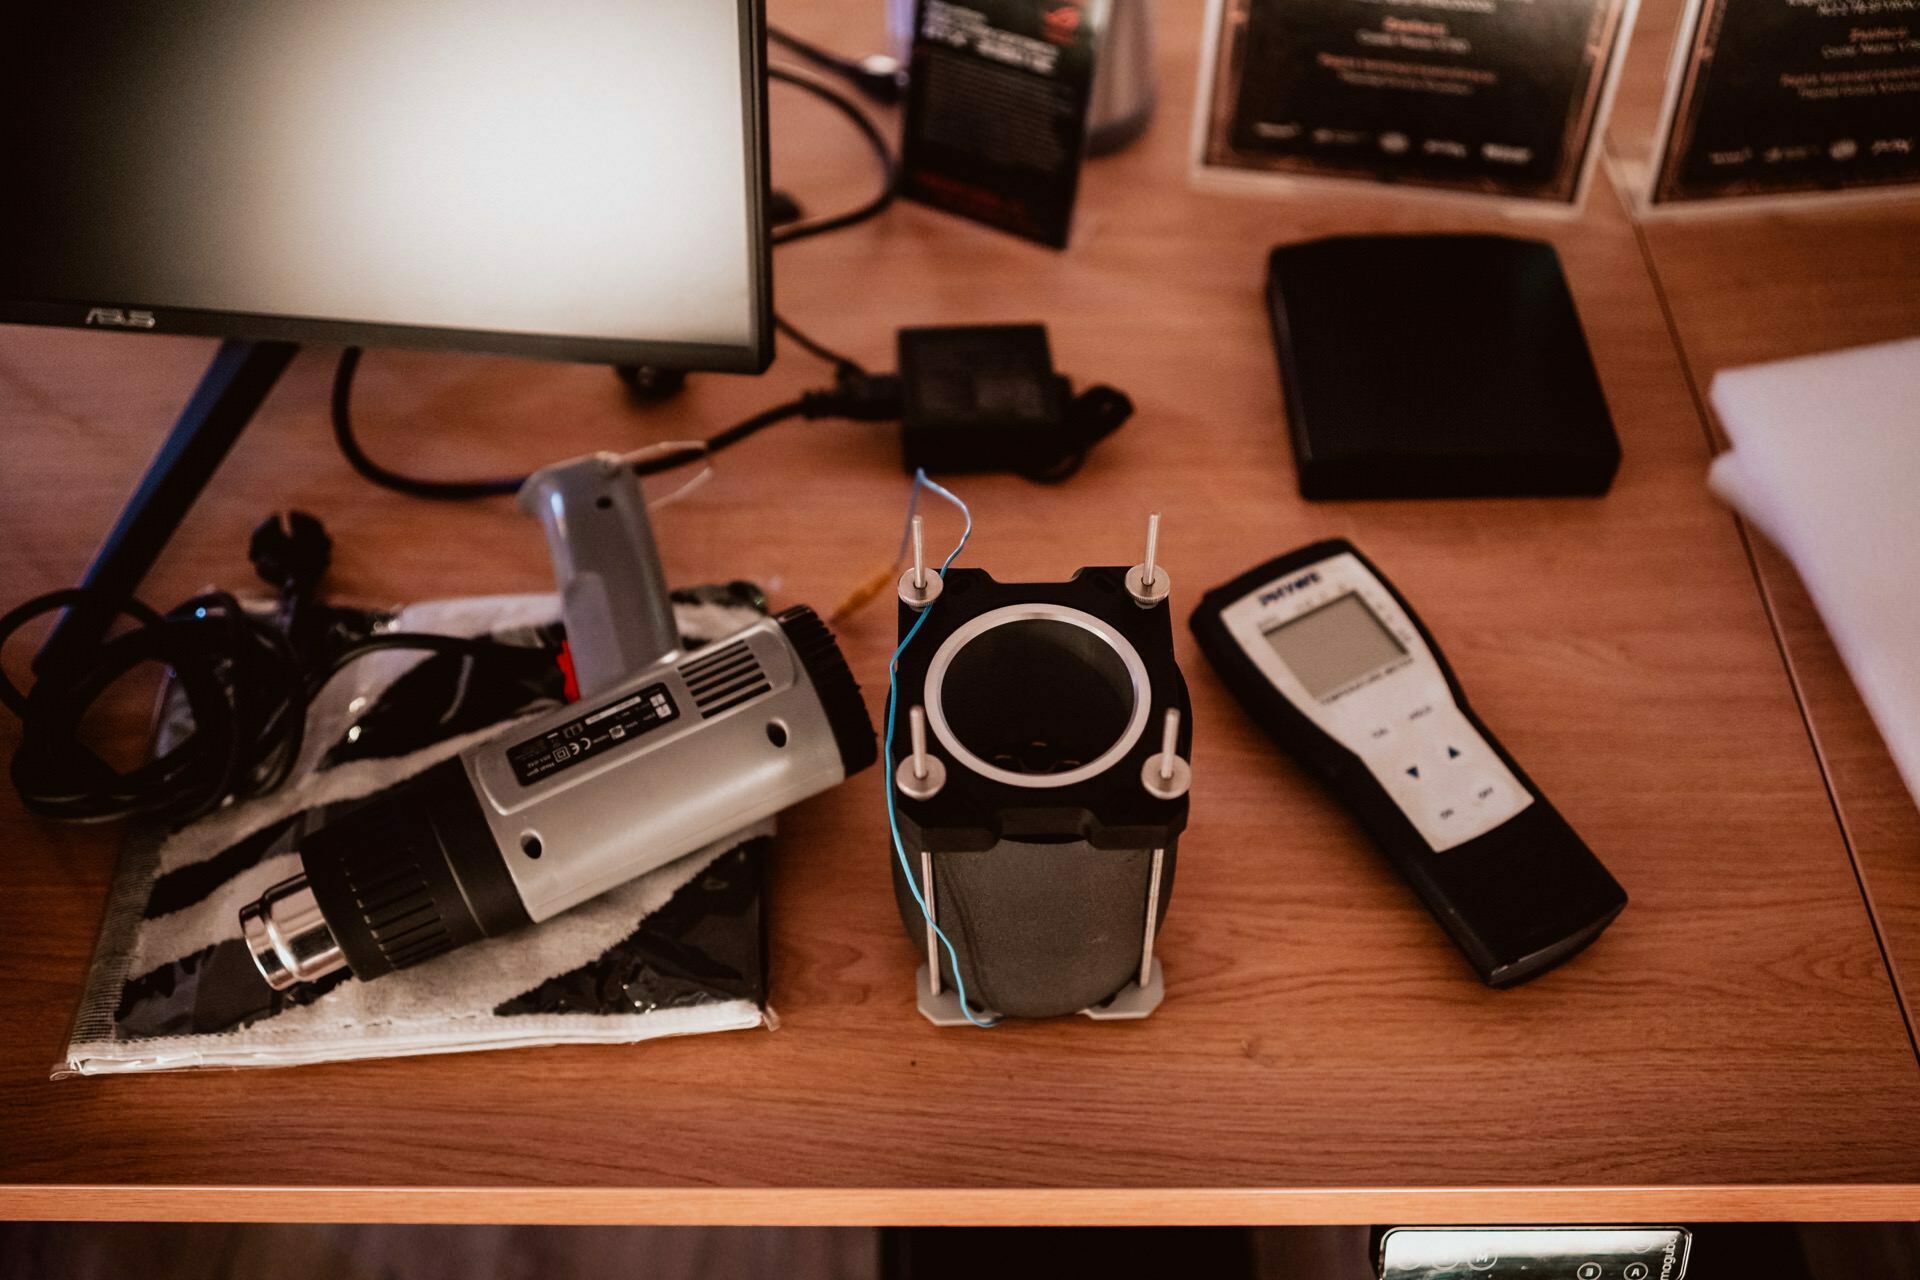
[332,348,904,499]
[337,321,1135,500]
[331,58,900,502]
[769,24,909,107]
[767,63,898,247]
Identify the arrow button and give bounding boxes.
[1406,765,1420,779]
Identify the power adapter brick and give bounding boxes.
[896,324,1132,482]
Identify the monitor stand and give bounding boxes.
[34,339,300,681]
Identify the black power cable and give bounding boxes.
[332,359,899,497]
[767,64,898,247]
[774,312,867,377]
[625,399,808,480]
[329,347,524,500]
[0,520,520,825]
[0,589,518,825]
[767,24,908,105]
[626,367,904,479]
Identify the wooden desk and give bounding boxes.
[1635,203,1920,1075]
[1609,0,1920,1088]
[4,0,1920,1226]
[1606,0,1920,1168]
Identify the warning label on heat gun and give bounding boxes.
[506,683,679,786]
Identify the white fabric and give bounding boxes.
[70,841,763,1074]
[1707,335,1920,808]
[63,594,770,1075]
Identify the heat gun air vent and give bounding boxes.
[682,638,771,718]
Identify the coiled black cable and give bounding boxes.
[0,587,514,826]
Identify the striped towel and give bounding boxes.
[58,592,772,1076]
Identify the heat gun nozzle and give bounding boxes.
[240,873,348,991]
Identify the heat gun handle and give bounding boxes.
[518,454,679,697]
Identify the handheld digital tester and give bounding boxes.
[1191,540,1625,986]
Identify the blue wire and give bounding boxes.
[885,470,996,1028]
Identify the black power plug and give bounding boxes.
[897,324,1133,482]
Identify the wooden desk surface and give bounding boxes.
[4,0,1920,1226]
[1611,0,1920,1081]
[1637,202,1920,1091]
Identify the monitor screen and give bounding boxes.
[0,1,770,369]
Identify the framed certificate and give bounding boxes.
[1191,0,1637,210]
[1648,0,1920,208]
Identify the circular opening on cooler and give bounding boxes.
[520,833,543,859]
[924,605,1149,790]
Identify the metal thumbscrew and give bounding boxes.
[1126,511,1171,608]
[1141,707,1192,800]
[896,704,947,801]
[898,513,944,610]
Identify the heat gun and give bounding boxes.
[241,452,875,990]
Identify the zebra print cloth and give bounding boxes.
[59,592,771,1076]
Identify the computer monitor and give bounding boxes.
[2,1,771,677]
[0,1,771,371]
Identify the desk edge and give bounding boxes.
[4,1184,1919,1225]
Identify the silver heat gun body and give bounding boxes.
[241,453,876,990]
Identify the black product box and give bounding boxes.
[1268,234,1621,500]
[899,0,1104,248]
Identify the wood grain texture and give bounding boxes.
[3,0,1920,1225]
[1634,194,1920,1074]
[9,1186,1920,1227]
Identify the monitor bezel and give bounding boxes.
[0,0,774,373]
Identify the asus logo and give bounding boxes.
[1257,571,1321,606]
[84,307,157,329]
